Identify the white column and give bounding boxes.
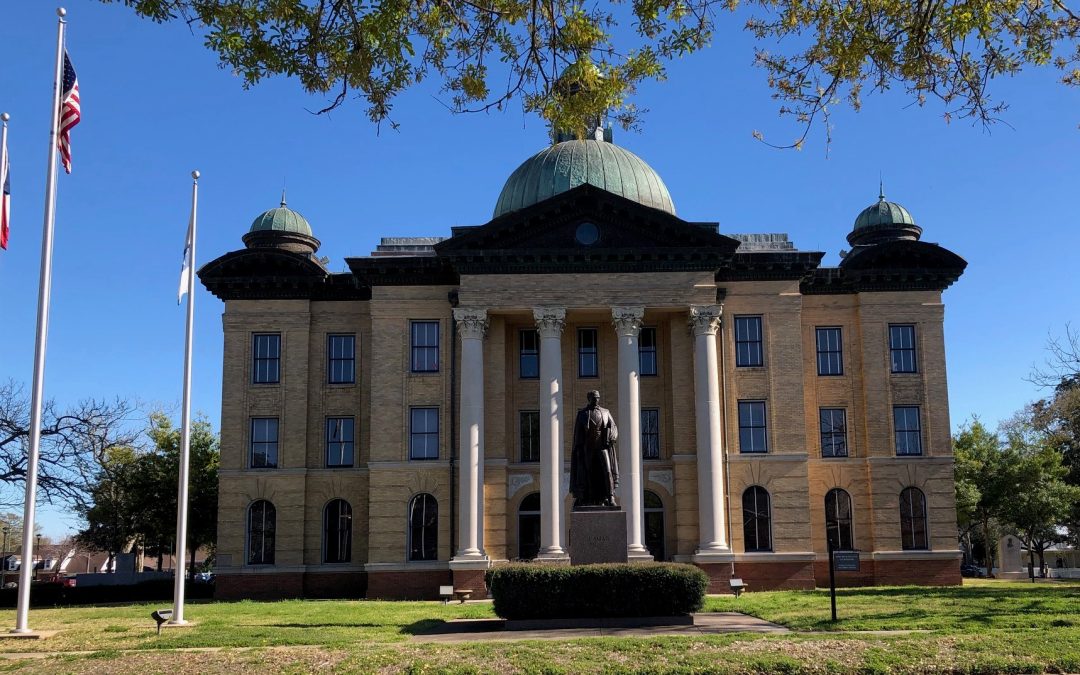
[534,307,568,559]
[612,306,652,561]
[453,308,488,560]
[690,304,729,557]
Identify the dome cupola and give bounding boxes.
[242,191,321,255]
[847,186,922,247]
[493,137,676,218]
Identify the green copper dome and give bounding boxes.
[249,195,313,237]
[494,139,676,218]
[854,194,916,229]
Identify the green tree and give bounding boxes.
[144,413,220,578]
[953,419,1013,574]
[102,0,1080,145]
[76,446,144,573]
[999,414,1080,576]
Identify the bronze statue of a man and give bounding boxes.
[570,390,620,508]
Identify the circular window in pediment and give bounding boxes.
[575,222,600,246]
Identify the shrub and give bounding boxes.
[0,578,215,608]
[489,563,707,620]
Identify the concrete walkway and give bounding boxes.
[412,612,789,642]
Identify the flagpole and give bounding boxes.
[13,8,67,635]
[170,170,199,625]
[1,112,9,252]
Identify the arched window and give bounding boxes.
[323,499,353,563]
[824,489,854,551]
[408,493,438,561]
[247,500,276,565]
[518,492,541,560]
[899,487,928,550]
[742,486,772,552]
[644,490,666,561]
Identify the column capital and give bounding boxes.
[611,306,645,337]
[689,304,723,336]
[533,307,566,339]
[453,308,488,340]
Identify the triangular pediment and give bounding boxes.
[434,184,738,274]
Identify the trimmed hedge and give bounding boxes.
[489,563,707,620]
[0,579,215,608]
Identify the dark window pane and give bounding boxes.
[518,492,541,560]
[247,500,276,565]
[890,325,917,373]
[410,408,439,460]
[641,409,660,459]
[250,418,278,468]
[578,328,598,378]
[900,487,928,550]
[643,490,665,561]
[520,411,540,462]
[816,327,844,376]
[519,329,539,379]
[819,408,848,458]
[742,486,772,552]
[825,489,854,551]
[328,334,356,384]
[411,321,440,372]
[252,333,281,384]
[734,316,763,367]
[639,327,658,376]
[409,494,438,561]
[326,417,355,467]
[323,499,352,563]
[894,406,922,455]
[738,401,768,453]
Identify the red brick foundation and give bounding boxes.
[304,572,368,599]
[696,561,816,593]
[450,568,488,597]
[215,573,305,600]
[366,569,452,600]
[812,558,961,587]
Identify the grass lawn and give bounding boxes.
[0,580,1077,673]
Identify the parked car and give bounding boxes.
[960,562,981,577]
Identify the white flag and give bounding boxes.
[177,214,193,304]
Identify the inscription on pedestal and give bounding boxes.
[569,509,628,565]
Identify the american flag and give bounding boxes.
[58,51,80,174]
[1,128,9,250]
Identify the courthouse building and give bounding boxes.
[199,129,967,599]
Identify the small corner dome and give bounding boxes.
[854,196,916,230]
[493,139,676,218]
[249,199,313,237]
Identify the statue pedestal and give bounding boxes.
[568,507,628,565]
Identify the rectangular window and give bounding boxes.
[641,408,660,460]
[894,406,923,455]
[578,328,598,378]
[738,401,768,453]
[325,417,355,467]
[890,324,918,373]
[252,333,281,384]
[734,316,763,367]
[409,407,440,460]
[250,418,279,468]
[327,334,356,384]
[816,327,844,376]
[519,329,539,379]
[519,411,540,462]
[410,321,440,373]
[639,327,658,377]
[819,408,848,458]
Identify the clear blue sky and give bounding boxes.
[1,2,1077,538]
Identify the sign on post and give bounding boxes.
[828,548,860,622]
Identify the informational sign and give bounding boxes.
[833,550,861,572]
